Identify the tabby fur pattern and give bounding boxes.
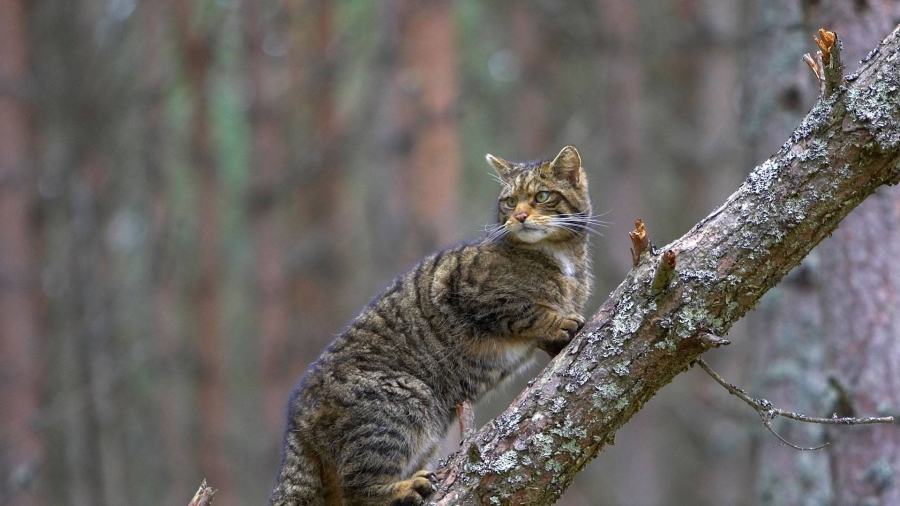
[269,145,594,505]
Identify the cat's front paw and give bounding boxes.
[561,313,585,339]
[388,469,436,506]
[539,313,584,357]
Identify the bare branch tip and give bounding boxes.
[663,249,677,268]
[629,219,650,267]
[803,53,821,80]
[808,28,843,97]
[814,29,836,64]
[697,332,730,349]
[762,415,829,451]
[188,480,216,506]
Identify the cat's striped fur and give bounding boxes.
[269,146,593,506]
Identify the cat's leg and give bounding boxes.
[384,471,437,506]
[537,312,584,356]
[338,422,437,506]
[340,461,435,506]
[268,432,327,506]
[508,305,584,357]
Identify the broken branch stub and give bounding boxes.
[629,219,650,267]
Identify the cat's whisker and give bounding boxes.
[546,219,604,237]
[555,212,611,226]
[486,171,511,188]
[482,223,510,243]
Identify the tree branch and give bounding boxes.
[693,358,892,452]
[431,25,900,506]
[694,358,893,427]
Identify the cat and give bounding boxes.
[269,145,594,506]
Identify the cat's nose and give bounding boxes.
[514,212,528,223]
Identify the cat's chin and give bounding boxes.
[510,227,550,243]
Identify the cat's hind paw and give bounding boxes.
[388,469,436,506]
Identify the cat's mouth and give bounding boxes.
[508,222,551,243]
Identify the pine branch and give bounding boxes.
[430,25,900,506]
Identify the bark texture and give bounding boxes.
[431,25,900,506]
[744,3,900,505]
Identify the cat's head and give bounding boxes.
[486,145,592,245]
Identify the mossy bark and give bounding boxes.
[431,24,900,506]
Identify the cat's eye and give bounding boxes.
[535,191,550,203]
[504,196,516,207]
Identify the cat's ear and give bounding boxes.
[549,145,582,185]
[486,153,515,181]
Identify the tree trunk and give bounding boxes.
[245,0,291,450]
[597,0,647,272]
[402,0,461,252]
[745,2,900,504]
[742,2,834,504]
[172,4,233,504]
[431,24,900,505]
[0,1,44,504]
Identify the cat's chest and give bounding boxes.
[541,248,588,308]
[549,249,576,277]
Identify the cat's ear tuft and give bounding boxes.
[486,154,514,181]
[550,145,582,185]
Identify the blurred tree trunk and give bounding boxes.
[144,1,195,504]
[246,0,291,450]
[172,4,233,505]
[282,0,345,400]
[372,0,461,268]
[29,2,132,504]
[398,0,462,257]
[792,5,900,499]
[744,2,900,504]
[512,2,552,159]
[819,191,900,504]
[0,0,44,504]
[597,0,646,272]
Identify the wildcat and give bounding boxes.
[269,145,594,506]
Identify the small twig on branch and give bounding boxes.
[188,480,216,506]
[629,219,649,267]
[804,28,844,98]
[694,358,894,451]
[694,332,730,350]
[456,400,476,440]
[650,249,677,295]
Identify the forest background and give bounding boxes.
[1,1,899,505]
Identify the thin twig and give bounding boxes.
[694,358,894,450]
